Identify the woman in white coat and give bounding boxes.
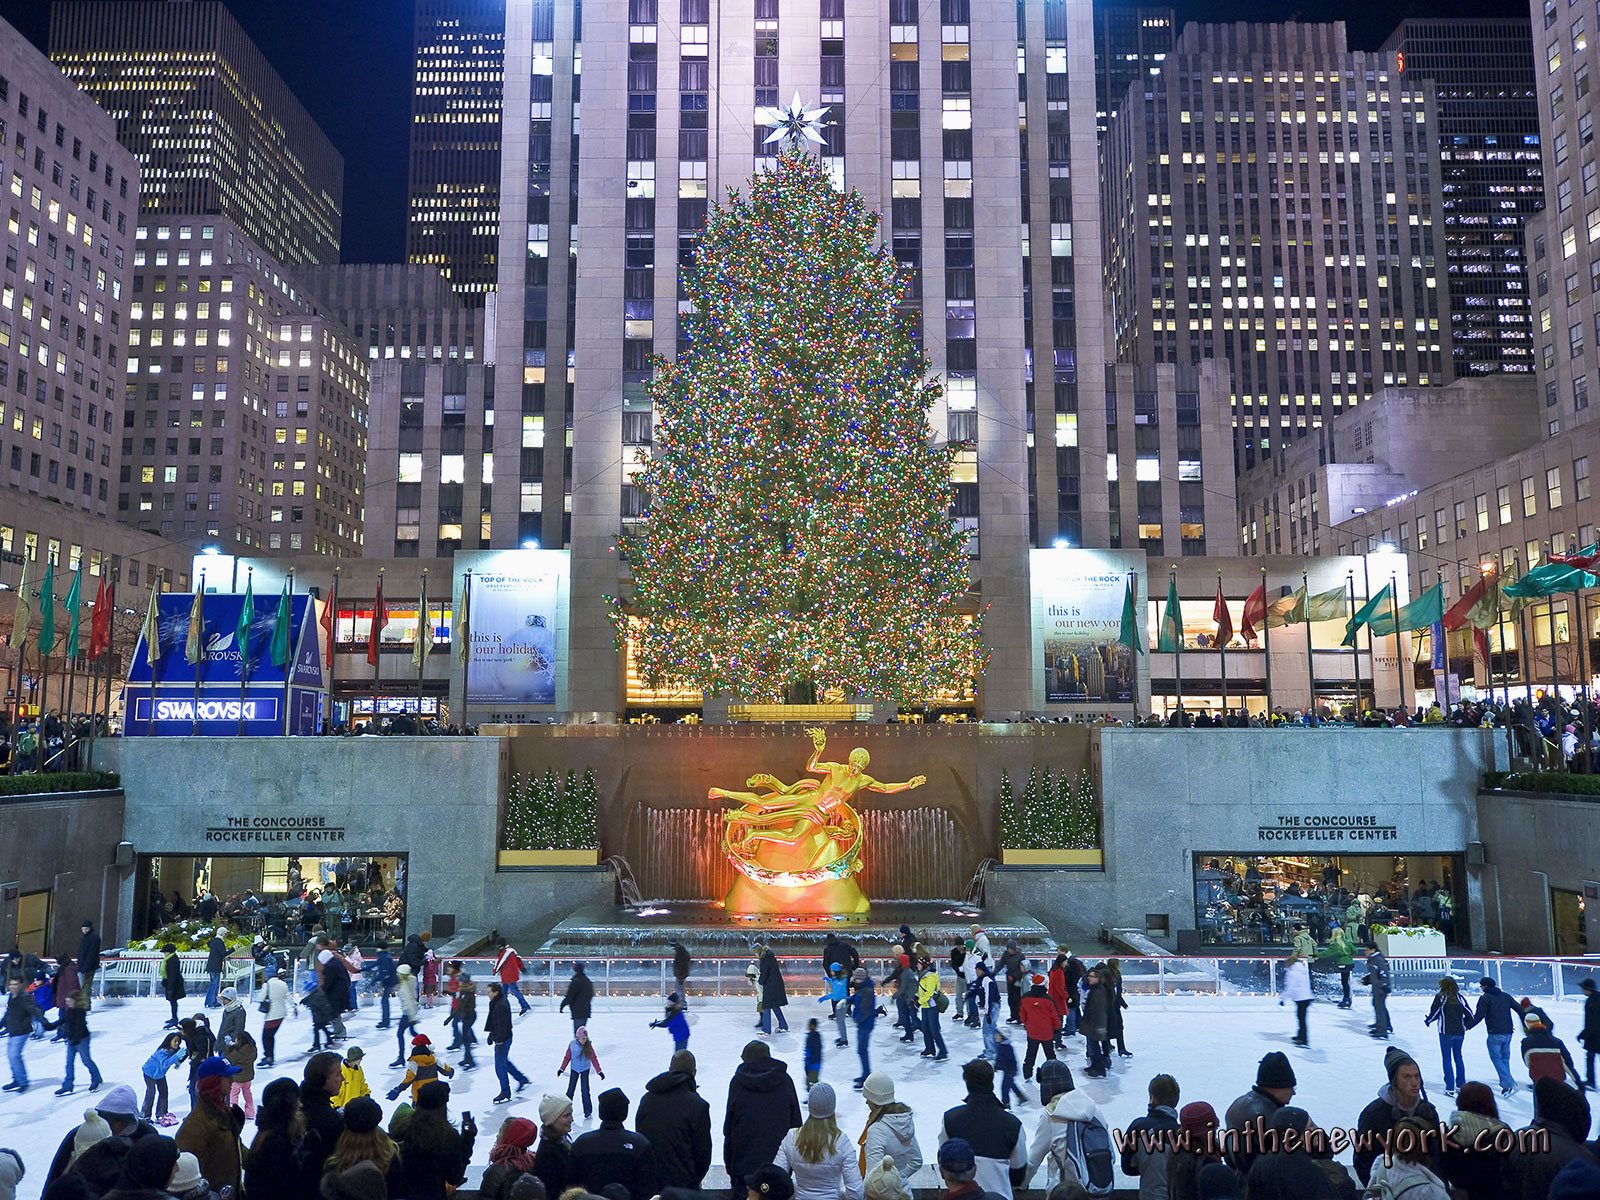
[858,1073,922,1182]
[1283,951,1314,1047]
[775,1083,865,1200]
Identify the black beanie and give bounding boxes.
[598,1087,630,1123]
[417,1081,450,1111]
[1534,1077,1594,1142]
[1255,1051,1296,1090]
[343,1096,383,1134]
[118,1135,179,1189]
[1384,1045,1419,1084]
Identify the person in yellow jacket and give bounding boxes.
[334,1044,370,1108]
[915,958,948,1060]
[384,1033,455,1104]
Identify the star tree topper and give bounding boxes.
[758,91,829,150]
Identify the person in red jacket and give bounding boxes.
[494,943,532,1016]
[1521,1015,1583,1088]
[1019,974,1059,1080]
[1046,955,1071,1050]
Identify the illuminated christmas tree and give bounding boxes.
[616,141,983,705]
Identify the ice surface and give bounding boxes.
[0,989,1587,1199]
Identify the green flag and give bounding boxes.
[36,558,54,655]
[236,573,255,664]
[1341,582,1394,647]
[1157,575,1183,653]
[1118,575,1143,656]
[9,557,31,652]
[1368,582,1446,637]
[270,579,292,668]
[1504,562,1599,598]
[64,567,82,659]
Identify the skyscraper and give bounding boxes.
[1380,19,1542,378]
[1093,4,1173,142]
[1103,22,1453,474]
[48,1,344,267]
[120,217,368,557]
[407,0,505,301]
[478,0,1230,716]
[0,11,140,523]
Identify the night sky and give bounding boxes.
[0,0,1532,265]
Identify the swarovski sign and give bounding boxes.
[133,697,280,723]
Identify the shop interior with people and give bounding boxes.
[134,853,408,947]
[1192,852,1464,948]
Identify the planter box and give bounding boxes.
[496,849,601,868]
[1376,928,1447,957]
[1000,848,1104,867]
[727,703,873,723]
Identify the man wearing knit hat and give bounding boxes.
[1353,1045,1440,1185]
[1222,1052,1296,1175]
[1505,1077,1595,1198]
[726,1040,803,1196]
[637,1048,712,1189]
[572,1087,656,1199]
[41,1082,157,1188]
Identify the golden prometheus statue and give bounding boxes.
[711,726,927,916]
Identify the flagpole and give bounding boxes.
[1303,571,1317,723]
[1573,586,1591,772]
[238,567,253,739]
[282,569,295,737]
[460,570,473,728]
[1261,567,1274,718]
[417,568,428,716]
[103,575,116,742]
[1217,570,1228,719]
[1170,569,1184,721]
[63,634,76,768]
[327,567,340,730]
[1346,572,1363,719]
[373,568,385,713]
[192,572,204,737]
[1388,573,1405,714]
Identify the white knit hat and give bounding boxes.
[71,1108,113,1161]
[865,1155,910,1200]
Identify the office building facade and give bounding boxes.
[120,217,368,556]
[299,263,486,364]
[1093,4,1173,142]
[0,12,140,523]
[1103,22,1454,473]
[1380,19,1542,378]
[49,1,344,267]
[407,0,505,301]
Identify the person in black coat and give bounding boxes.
[1353,1047,1441,1185]
[572,1087,656,1198]
[159,944,185,1029]
[1244,1107,1358,1199]
[561,963,595,1029]
[396,1081,477,1200]
[723,1041,801,1194]
[756,945,789,1034]
[1502,1077,1595,1200]
[77,921,102,1008]
[637,1049,713,1190]
[242,1078,302,1200]
[1579,978,1600,1089]
[295,1051,347,1190]
[42,1085,157,1192]
[672,941,693,1007]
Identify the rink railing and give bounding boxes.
[236,953,1600,1007]
[81,952,1600,1005]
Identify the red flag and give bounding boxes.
[1240,580,1266,642]
[1442,574,1488,631]
[88,575,112,659]
[1213,580,1234,648]
[1473,628,1491,672]
[320,577,337,667]
[366,575,385,667]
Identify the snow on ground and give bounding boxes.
[1,990,1589,1199]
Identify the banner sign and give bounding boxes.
[455,550,565,707]
[1031,550,1138,704]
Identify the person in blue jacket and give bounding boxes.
[820,963,849,1047]
[140,1031,188,1123]
[650,992,691,1053]
[848,968,877,1088]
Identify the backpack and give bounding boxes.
[17,731,35,757]
[1048,1117,1115,1197]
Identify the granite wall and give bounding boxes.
[0,789,125,954]
[1474,789,1600,954]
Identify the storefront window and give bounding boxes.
[138,853,408,948]
[1193,853,1464,947]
